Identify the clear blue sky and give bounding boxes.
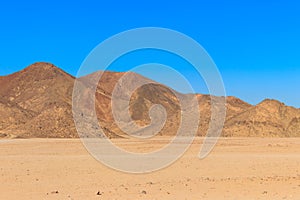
[0,0,299,107]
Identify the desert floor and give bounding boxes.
[1,137,300,200]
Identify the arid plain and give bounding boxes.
[1,137,300,200]
[1,63,300,199]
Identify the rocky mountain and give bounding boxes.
[0,62,299,138]
[0,63,76,138]
[223,99,300,137]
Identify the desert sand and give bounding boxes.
[1,137,300,200]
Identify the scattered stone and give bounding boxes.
[96,191,102,195]
[51,191,59,194]
[262,191,268,194]
[141,190,147,194]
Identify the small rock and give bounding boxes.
[141,190,147,194]
[96,191,102,195]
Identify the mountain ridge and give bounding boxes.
[0,62,299,138]
[1,63,298,108]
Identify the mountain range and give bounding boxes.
[0,62,299,138]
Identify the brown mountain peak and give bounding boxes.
[20,62,74,79]
[257,99,285,108]
[23,61,56,70]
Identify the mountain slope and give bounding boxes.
[223,99,300,137]
[0,62,77,138]
[0,62,300,138]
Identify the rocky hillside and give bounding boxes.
[0,62,299,138]
[0,63,76,138]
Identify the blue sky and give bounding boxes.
[0,0,299,107]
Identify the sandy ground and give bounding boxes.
[0,137,300,200]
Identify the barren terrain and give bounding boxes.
[1,137,300,199]
[1,62,300,138]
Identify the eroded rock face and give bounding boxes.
[0,62,299,138]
